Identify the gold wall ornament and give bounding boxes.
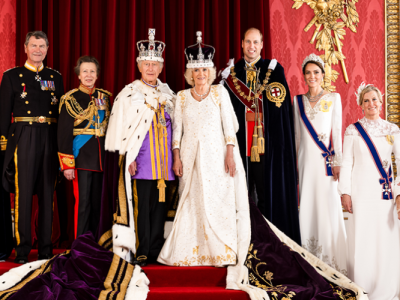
[385,0,400,177]
[292,0,360,91]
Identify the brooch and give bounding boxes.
[386,135,394,145]
[266,82,286,108]
[321,100,332,112]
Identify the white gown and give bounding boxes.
[158,84,248,267]
[338,117,400,300]
[293,93,348,275]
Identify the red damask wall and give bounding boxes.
[0,0,16,81]
[269,0,385,134]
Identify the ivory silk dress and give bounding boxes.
[157,84,248,267]
[338,117,400,300]
[293,93,348,275]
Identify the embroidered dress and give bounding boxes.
[293,93,348,275]
[157,84,244,267]
[338,117,400,300]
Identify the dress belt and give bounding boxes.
[73,128,105,137]
[14,116,57,124]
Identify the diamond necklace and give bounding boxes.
[193,86,210,100]
[306,89,324,102]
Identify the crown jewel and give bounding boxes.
[185,31,215,68]
[136,28,166,63]
[302,53,325,70]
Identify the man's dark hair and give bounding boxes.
[24,31,49,47]
[74,55,101,75]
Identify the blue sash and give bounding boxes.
[72,110,105,158]
[297,95,334,176]
[354,121,393,200]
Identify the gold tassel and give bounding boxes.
[157,178,166,202]
[257,125,264,154]
[250,126,260,162]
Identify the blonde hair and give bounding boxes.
[359,85,383,106]
[184,67,216,86]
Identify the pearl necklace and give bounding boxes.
[306,90,324,102]
[193,86,210,100]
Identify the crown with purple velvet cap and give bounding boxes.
[185,31,215,69]
[136,28,166,63]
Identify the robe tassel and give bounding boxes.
[251,126,260,162]
[157,178,166,202]
[257,125,264,154]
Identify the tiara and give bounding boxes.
[301,53,325,70]
[185,31,215,68]
[136,28,166,63]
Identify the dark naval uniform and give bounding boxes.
[0,61,64,260]
[224,57,301,245]
[57,84,111,238]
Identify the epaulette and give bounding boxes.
[46,66,62,75]
[59,88,79,113]
[96,88,112,97]
[3,66,19,73]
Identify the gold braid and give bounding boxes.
[59,91,110,136]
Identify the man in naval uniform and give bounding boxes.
[223,28,301,244]
[0,31,64,263]
[101,29,176,267]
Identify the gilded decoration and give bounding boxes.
[385,0,400,176]
[292,0,360,91]
[172,251,236,266]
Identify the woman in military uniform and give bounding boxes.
[57,56,111,238]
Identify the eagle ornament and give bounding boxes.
[292,0,359,91]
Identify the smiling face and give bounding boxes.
[361,90,382,119]
[304,62,324,89]
[24,37,48,66]
[242,29,263,62]
[138,60,163,85]
[78,62,98,88]
[192,67,209,87]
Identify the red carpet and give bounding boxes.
[1,253,249,299]
[143,264,249,300]
[0,249,67,275]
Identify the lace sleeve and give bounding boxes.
[344,124,358,137]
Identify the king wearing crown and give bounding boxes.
[98,29,176,267]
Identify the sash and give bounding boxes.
[72,110,105,158]
[297,95,334,176]
[224,73,263,112]
[354,121,393,200]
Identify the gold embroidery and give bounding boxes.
[114,155,129,226]
[0,135,7,151]
[179,91,186,108]
[193,246,199,255]
[266,82,286,108]
[386,135,394,145]
[210,86,220,106]
[321,100,333,112]
[172,140,180,148]
[98,229,113,251]
[61,157,75,167]
[14,146,20,247]
[225,136,235,143]
[167,210,176,217]
[173,252,236,266]
[203,224,208,241]
[245,244,297,299]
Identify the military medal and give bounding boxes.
[267,82,286,108]
[386,135,394,145]
[382,160,389,168]
[35,74,41,81]
[20,86,27,98]
[51,95,58,105]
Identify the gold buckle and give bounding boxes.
[37,116,47,123]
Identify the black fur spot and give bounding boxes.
[2,281,5,284]
[301,252,305,257]
[115,235,118,239]
[129,125,131,129]
[127,94,131,97]
[137,109,139,113]
[138,136,140,139]
[121,249,124,252]
[123,138,126,141]
[145,120,147,123]
[316,266,322,271]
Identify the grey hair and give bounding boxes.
[25,31,49,47]
[184,67,216,86]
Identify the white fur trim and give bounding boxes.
[268,59,278,71]
[265,217,369,300]
[125,265,150,300]
[0,260,47,291]
[112,223,136,258]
